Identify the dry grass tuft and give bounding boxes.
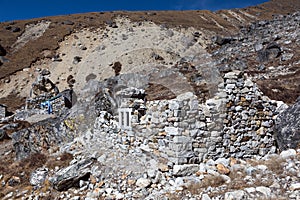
[45,152,73,170]
[187,175,226,195]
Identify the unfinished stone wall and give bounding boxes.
[132,92,216,164]
[219,71,282,158]
[122,70,285,164]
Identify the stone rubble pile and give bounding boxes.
[9,148,300,200]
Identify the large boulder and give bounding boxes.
[12,118,73,160]
[274,97,300,151]
[50,158,94,191]
[0,44,6,56]
[257,42,281,63]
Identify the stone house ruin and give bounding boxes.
[115,70,285,165]
[0,104,7,118]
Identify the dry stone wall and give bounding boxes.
[122,70,286,164]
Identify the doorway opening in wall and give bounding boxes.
[121,111,124,126]
[126,111,130,127]
[118,108,132,130]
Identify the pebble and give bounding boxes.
[201,193,211,200]
[256,186,271,198]
[136,178,151,188]
[290,183,300,191]
[280,149,297,158]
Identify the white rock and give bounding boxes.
[165,127,180,135]
[173,164,199,176]
[280,149,296,158]
[136,178,151,188]
[105,188,113,194]
[199,163,207,173]
[169,100,180,110]
[224,71,242,79]
[244,187,256,194]
[244,79,254,87]
[225,84,236,90]
[174,177,184,187]
[290,183,300,191]
[176,92,194,101]
[224,190,248,200]
[70,196,80,200]
[115,192,125,200]
[220,174,231,183]
[147,169,156,178]
[201,193,211,200]
[215,158,230,167]
[256,164,268,171]
[256,186,271,197]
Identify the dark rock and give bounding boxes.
[257,42,281,62]
[4,26,12,30]
[112,61,122,76]
[151,52,164,61]
[0,129,7,140]
[50,158,94,191]
[258,64,266,71]
[85,73,97,82]
[274,97,300,151]
[213,35,234,46]
[60,89,77,109]
[41,69,51,76]
[62,20,74,25]
[8,176,21,186]
[12,118,73,160]
[67,75,76,87]
[121,34,128,40]
[105,20,118,28]
[11,27,21,32]
[73,56,82,64]
[0,56,9,64]
[193,32,201,38]
[52,54,62,62]
[0,44,7,56]
[80,46,87,50]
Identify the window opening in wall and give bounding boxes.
[126,112,130,127]
[121,111,124,126]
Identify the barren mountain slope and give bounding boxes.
[0,0,299,111]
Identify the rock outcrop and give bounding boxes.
[12,118,72,160]
[275,97,300,151]
[50,158,94,191]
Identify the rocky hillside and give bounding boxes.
[0,0,300,199]
[0,0,300,111]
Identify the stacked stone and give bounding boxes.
[26,94,66,116]
[131,92,212,164]
[26,93,53,110]
[221,70,278,158]
[0,104,7,118]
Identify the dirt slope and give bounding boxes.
[0,0,299,111]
